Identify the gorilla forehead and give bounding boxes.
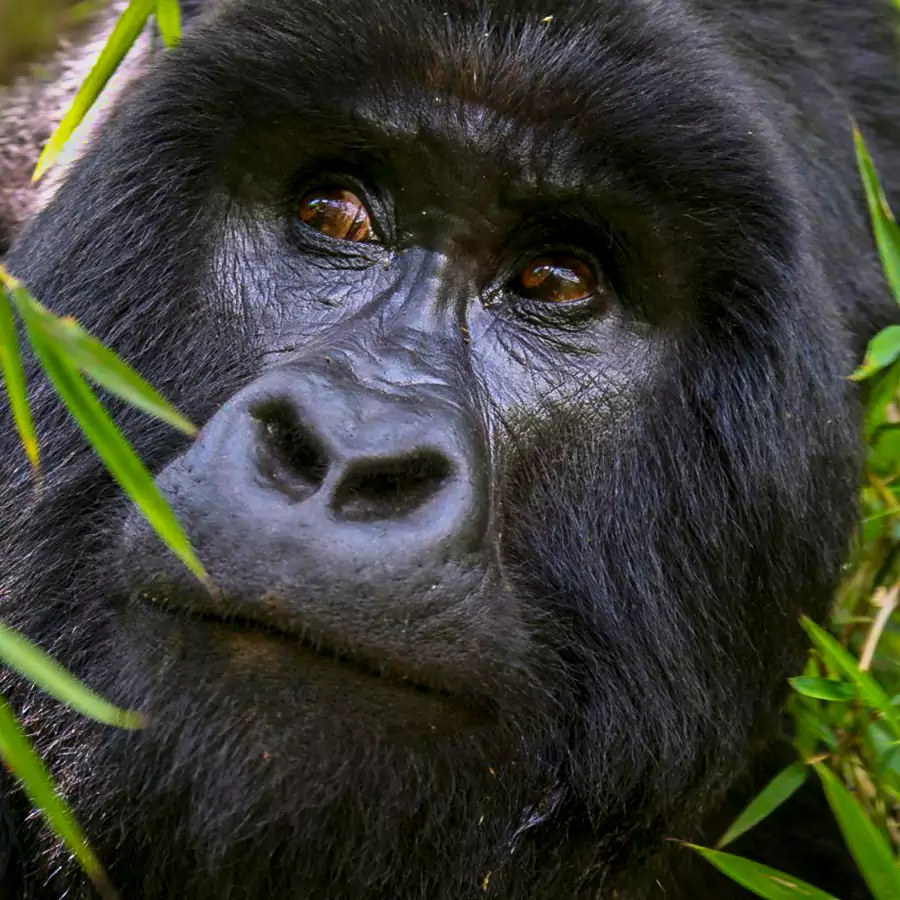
[167,0,787,216]
[96,0,801,363]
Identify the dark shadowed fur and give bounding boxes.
[0,0,898,897]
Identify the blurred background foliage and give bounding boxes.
[0,0,100,85]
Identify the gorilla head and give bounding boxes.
[0,0,897,897]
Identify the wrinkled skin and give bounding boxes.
[0,1,899,897]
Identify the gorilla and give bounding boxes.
[0,0,898,897]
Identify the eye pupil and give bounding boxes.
[298,188,373,242]
[518,256,597,303]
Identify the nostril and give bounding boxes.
[251,399,330,502]
[332,451,453,522]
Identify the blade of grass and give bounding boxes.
[0,623,144,729]
[851,325,900,382]
[864,359,900,442]
[18,314,207,585]
[33,0,156,181]
[0,693,119,900]
[13,289,195,435]
[687,845,841,899]
[801,617,900,740]
[717,762,808,848]
[0,286,39,472]
[853,123,900,305]
[789,677,855,702]
[155,0,181,47]
[815,763,900,900]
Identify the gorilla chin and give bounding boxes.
[70,603,555,900]
[1,0,899,898]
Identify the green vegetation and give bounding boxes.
[687,126,900,900]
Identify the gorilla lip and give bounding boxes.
[129,588,471,704]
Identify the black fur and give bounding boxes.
[1,0,898,897]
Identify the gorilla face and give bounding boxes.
[0,0,895,897]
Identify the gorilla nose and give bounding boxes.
[137,365,490,611]
[251,395,456,524]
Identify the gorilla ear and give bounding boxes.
[0,7,155,254]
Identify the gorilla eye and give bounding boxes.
[517,255,597,303]
[297,188,374,242]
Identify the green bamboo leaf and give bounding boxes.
[868,425,900,478]
[815,764,900,900]
[871,727,900,781]
[791,705,839,755]
[854,123,900,306]
[801,617,900,740]
[790,706,821,758]
[0,622,144,729]
[17,312,207,585]
[0,286,39,471]
[864,359,900,440]
[687,845,841,900]
[851,325,900,382]
[717,762,808,849]
[788,677,855,702]
[0,694,119,900]
[13,290,195,435]
[33,0,156,181]
[155,0,181,47]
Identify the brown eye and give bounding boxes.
[297,188,374,242]
[517,255,597,303]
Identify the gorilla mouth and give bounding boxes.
[129,589,465,703]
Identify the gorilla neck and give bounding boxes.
[24,704,591,900]
[8,609,664,900]
[8,621,579,900]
